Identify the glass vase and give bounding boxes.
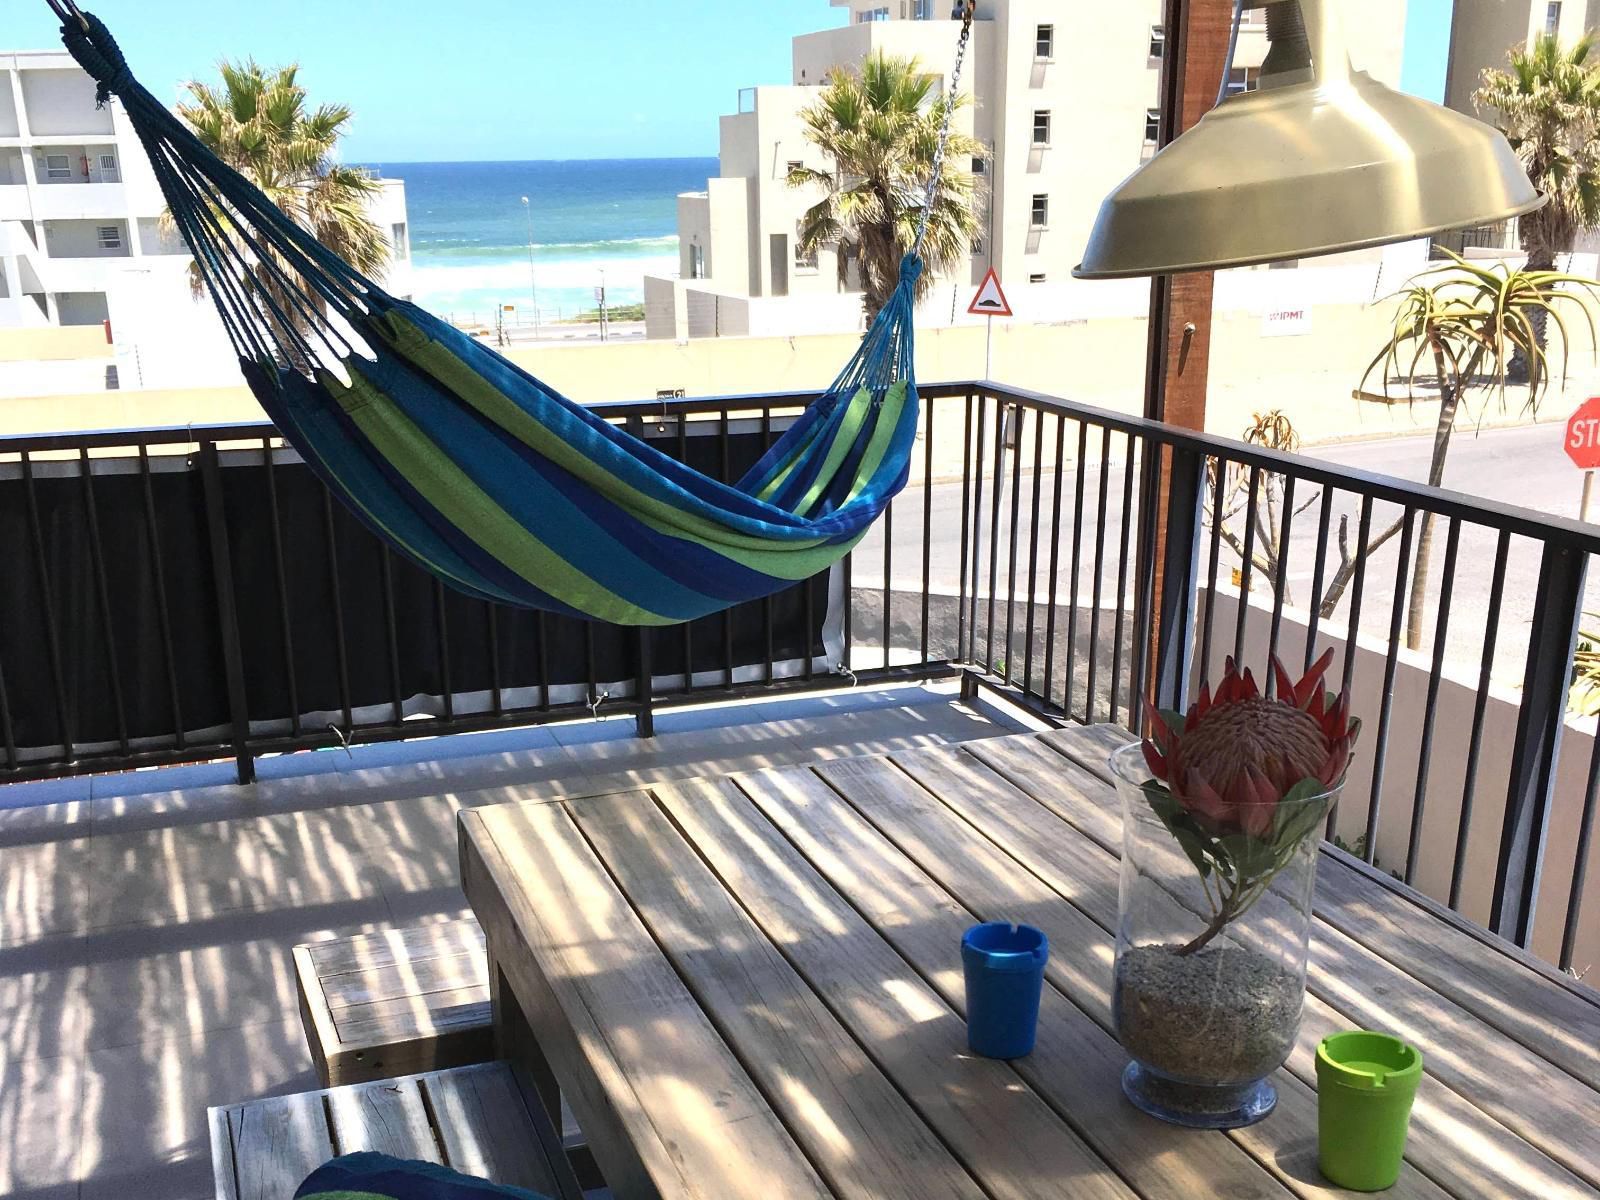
[1107,741,1335,1129]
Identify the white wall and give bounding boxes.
[18,68,111,136]
[53,290,108,325]
[104,258,244,390]
[41,218,129,258]
[0,70,19,137]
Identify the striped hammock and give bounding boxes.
[57,7,933,626]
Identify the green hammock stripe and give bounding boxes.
[371,311,835,560]
[325,369,673,626]
[753,404,834,503]
[843,381,908,506]
[367,310,862,583]
[285,410,492,600]
[792,387,877,516]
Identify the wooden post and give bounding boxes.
[1139,0,1234,706]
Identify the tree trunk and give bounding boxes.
[1403,340,1467,649]
[1507,245,1555,383]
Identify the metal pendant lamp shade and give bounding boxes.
[1074,0,1544,279]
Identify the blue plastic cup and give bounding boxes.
[962,922,1048,1059]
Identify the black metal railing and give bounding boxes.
[902,382,1598,980]
[1,381,1596,980]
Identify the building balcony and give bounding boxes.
[793,19,971,87]
[0,382,1594,1195]
[27,179,128,220]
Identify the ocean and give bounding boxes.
[363,158,717,324]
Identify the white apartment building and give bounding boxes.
[646,0,1409,340]
[1,50,411,347]
[1445,0,1597,114]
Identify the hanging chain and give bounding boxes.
[911,1,977,259]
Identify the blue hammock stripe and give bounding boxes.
[61,11,926,626]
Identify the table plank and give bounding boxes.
[1039,726,1600,1088]
[652,774,1136,1200]
[900,741,1597,1200]
[570,791,989,1200]
[971,734,1600,1186]
[223,1091,335,1200]
[459,801,832,1200]
[756,761,1313,1200]
[803,755,1443,1200]
[326,1076,443,1160]
[423,1062,582,1199]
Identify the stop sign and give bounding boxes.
[1567,398,1600,469]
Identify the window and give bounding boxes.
[971,155,986,174]
[914,0,934,16]
[1029,272,1046,284]
[786,160,804,178]
[1032,110,1051,146]
[1145,108,1162,144]
[1546,1,1562,36]
[1030,194,1049,227]
[795,228,819,272]
[856,6,890,21]
[44,153,71,179]
[1036,23,1054,59]
[389,221,408,257]
[972,235,985,254]
[1149,25,1166,59]
[96,224,122,250]
[688,241,706,279]
[1226,66,1259,96]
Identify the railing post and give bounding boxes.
[1491,539,1586,947]
[634,627,655,740]
[198,442,256,785]
[1147,446,1206,713]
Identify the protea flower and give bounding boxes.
[1142,649,1360,839]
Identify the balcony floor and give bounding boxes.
[0,679,1034,1200]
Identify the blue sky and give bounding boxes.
[12,0,837,160]
[14,1,1455,160]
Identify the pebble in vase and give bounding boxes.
[1109,649,1362,1129]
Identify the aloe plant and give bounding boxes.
[1358,251,1600,648]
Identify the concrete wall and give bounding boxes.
[40,217,129,258]
[53,290,108,326]
[17,67,111,136]
[1199,585,1599,977]
[0,323,107,360]
[4,288,1577,447]
[0,70,18,137]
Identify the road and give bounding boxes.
[853,420,1594,687]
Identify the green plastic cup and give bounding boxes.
[1316,1031,1424,1191]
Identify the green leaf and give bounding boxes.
[1158,708,1187,737]
[1141,781,1213,879]
[1219,832,1280,878]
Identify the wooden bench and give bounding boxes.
[295,918,492,1087]
[209,1061,583,1200]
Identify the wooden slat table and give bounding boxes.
[459,727,1600,1200]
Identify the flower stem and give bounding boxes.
[1176,897,1235,955]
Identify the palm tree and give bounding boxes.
[1474,32,1600,375]
[789,52,985,323]
[1358,254,1600,649]
[172,60,389,342]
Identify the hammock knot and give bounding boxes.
[60,12,131,108]
[898,254,924,287]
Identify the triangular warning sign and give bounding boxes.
[967,267,1013,317]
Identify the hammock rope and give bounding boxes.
[52,1,977,627]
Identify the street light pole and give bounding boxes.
[520,195,539,337]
